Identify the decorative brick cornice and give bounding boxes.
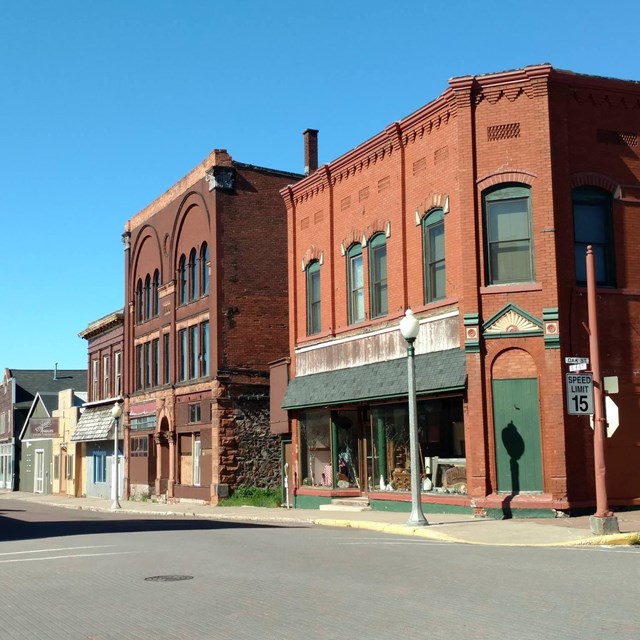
[125,150,232,231]
[78,310,124,340]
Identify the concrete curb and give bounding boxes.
[313,518,640,547]
[4,495,640,547]
[38,501,318,524]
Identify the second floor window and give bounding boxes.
[178,255,187,305]
[369,234,387,319]
[102,355,110,399]
[200,321,210,377]
[200,243,209,296]
[114,351,122,396]
[484,184,533,285]
[163,333,170,385]
[178,329,188,382]
[92,359,99,400]
[136,279,144,323]
[423,209,445,302]
[152,270,160,316]
[306,261,321,335]
[573,187,615,287]
[188,249,198,301]
[347,244,364,324]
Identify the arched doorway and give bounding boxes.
[491,349,543,493]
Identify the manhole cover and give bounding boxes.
[144,575,194,582]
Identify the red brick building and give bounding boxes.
[123,149,302,503]
[279,65,640,516]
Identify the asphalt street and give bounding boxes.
[0,501,638,640]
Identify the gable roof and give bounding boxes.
[7,369,87,407]
[18,392,59,440]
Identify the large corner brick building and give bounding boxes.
[278,65,640,516]
[123,149,302,503]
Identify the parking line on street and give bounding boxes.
[0,551,135,564]
[0,545,116,557]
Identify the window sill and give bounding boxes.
[480,282,542,294]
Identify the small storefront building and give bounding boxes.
[71,400,124,499]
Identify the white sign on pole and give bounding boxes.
[605,396,619,437]
[565,357,589,365]
[566,373,594,415]
[569,363,588,372]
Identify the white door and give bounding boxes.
[35,450,45,494]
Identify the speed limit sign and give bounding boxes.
[566,373,594,415]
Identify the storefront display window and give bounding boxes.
[299,411,332,488]
[372,397,465,494]
[298,397,465,495]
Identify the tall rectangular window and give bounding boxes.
[144,342,152,388]
[92,359,99,401]
[114,351,122,396]
[573,187,615,287]
[484,185,533,285]
[152,338,160,387]
[200,321,209,377]
[163,333,170,385]
[306,262,321,335]
[188,325,199,379]
[135,345,143,391]
[102,355,110,399]
[423,209,445,302]
[178,329,187,382]
[369,235,387,318]
[347,244,364,324]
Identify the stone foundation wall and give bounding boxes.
[231,391,281,489]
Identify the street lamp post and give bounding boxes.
[400,309,428,527]
[111,402,123,510]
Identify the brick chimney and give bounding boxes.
[303,129,319,176]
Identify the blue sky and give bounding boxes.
[1,0,639,370]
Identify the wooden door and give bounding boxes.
[492,378,543,493]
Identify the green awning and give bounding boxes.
[282,348,466,410]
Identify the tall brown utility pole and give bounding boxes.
[586,245,619,535]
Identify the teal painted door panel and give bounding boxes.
[492,378,543,492]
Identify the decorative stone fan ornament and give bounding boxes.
[485,309,539,334]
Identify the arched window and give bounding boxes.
[144,274,151,320]
[422,209,445,302]
[178,255,187,305]
[136,279,143,323]
[573,187,615,287]
[188,248,198,301]
[200,243,209,296]
[306,261,321,335]
[369,234,387,319]
[347,243,364,325]
[152,270,160,317]
[483,184,533,285]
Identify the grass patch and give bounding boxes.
[219,486,281,508]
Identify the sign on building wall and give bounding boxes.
[27,418,59,437]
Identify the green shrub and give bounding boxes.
[219,486,281,508]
